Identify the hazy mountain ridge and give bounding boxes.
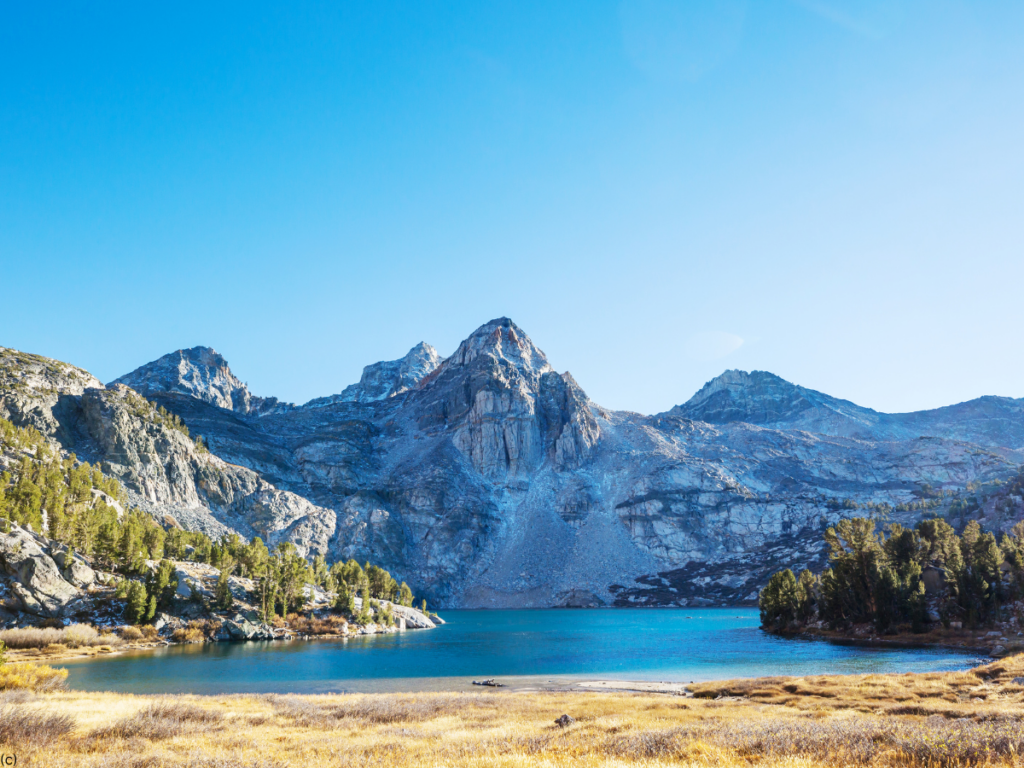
[2,321,1022,609]
[667,368,1024,448]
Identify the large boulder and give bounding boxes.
[389,602,436,629]
[49,544,97,588]
[0,526,85,617]
[222,614,275,640]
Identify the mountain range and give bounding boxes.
[2,317,1022,608]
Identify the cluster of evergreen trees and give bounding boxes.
[0,415,421,627]
[0,416,168,572]
[761,516,1024,634]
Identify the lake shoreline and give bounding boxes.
[6,618,432,665]
[764,624,1021,658]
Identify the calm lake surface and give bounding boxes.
[62,609,984,694]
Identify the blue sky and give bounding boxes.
[2,1,1023,414]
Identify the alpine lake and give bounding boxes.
[59,609,984,695]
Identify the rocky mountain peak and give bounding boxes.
[304,342,444,407]
[443,317,553,386]
[112,346,277,415]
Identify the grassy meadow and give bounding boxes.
[0,654,1018,767]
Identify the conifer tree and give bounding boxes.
[333,580,355,615]
[398,582,413,607]
[125,580,148,624]
[215,568,234,611]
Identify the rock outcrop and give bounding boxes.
[0,526,86,618]
[4,318,1024,610]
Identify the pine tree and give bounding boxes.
[333,581,355,615]
[147,559,179,611]
[215,568,234,611]
[125,580,148,625]
[398,582,413,607]
[759,569,798,628]
[356,579,373,625]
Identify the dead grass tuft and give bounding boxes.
[92,700,224,742]
[0,705,75,746]
[270,692,504,727]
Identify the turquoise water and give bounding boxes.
[62,609,983,694]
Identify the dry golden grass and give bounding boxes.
[689,651,1024,720]
[0,623,122,650]
[1,655,1021,767]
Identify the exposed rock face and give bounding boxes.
[668,370,883,437]
[0,526,85,617]
[4,318,1024,610]
[0,346,103,444]
[113,347,290,416]
[413,318,595,478]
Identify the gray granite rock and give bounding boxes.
[0,526,84,617]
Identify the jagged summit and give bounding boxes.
[112,346,289,416]
[304,341,444,407]
[440,317,554,386]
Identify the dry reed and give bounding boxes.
[0,623,121,650]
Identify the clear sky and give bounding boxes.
[2,1,1022,415]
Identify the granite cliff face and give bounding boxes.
[3,320,1023,610]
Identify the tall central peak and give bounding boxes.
[445,317,553,385]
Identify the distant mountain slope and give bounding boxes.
[3,321,1023,610]
[666,369,1024,448]
[113,346,292,416]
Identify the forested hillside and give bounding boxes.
[0,413,421,629]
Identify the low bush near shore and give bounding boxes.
[171,627,204,643]
[118,626,143,641]
[0,661,68,692]
[284,614,348,636]
[0,624,121,650]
